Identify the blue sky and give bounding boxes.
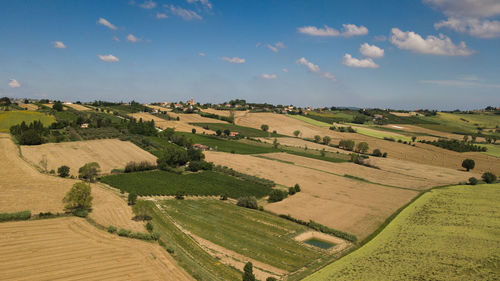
[1,0,499,110]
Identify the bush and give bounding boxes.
[482,172,497,184]
[108,225,117,233]
[73,209,88,217]
[294,184,301,192]
[462,159,475,172]
[339,139,355,151]
[268,189,288,203]
[382,152,388,157]
[132,201,152,221]
[0,210,31,222]
[187,160,214,172]
[468,177,478,185]
[175,190,185,200]
[220,193,228,200]
[356,142,369,153]
[288,187,296,195]
[237,196,258,209]
[146,221,154,232]
[57,165,70,177]
[266,277,278,281]
[128,192,138,205]
[78,162,101,182]
[125,161,156,173]
[118,228,131,237]
[372,149,382,157]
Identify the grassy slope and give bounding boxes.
[190,122,283,137]
[101,170,271,198]
[160,199,323,272]
[351,125,412,142]
[0,111,55,132]
[304,183,500,281]
[418,112,500,136]
[483,144,500,157]
[176,132,279,154]
[288,115,331,127]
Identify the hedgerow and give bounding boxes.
[0,210,31,222]
[278,214,357,242]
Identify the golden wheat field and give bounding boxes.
[64,103,91,111]
[129,112,217,134]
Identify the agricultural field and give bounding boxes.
[18,103,39,111]
[288,115,331,127]
[190,122,283,137]
[304,184,500,281]
[0,217,192,281]
[0,110,55,132]
[205,151,419,239]
[200,108,248,118]
[20,139,157,176]
[64,103,91,111]
[348,125,412,142]
[101,170,272,198]
[483,144,500,157]
[417,112,500,136]
[130,112,216,134]
[159,199,329,274]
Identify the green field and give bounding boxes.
[351,125,412,142]
[191,122,283,137]
[288,115,331,127]
[101,170,272,198]
[483,144,500,157]
[304,183,500,281]
[0,111,55,132]
[160,199,324,271]
[418,112,500,136]
[176,132,280,154]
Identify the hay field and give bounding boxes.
[147,104,171,111]
[18,103,38,110]
[304,184,500,281]
[382,124,466,140]
[258,137,346,153]
[21,139,157,176]
[64,103,91,111]
[129,112,216,134]
[236,112,500,174]
[0,217,193,281]
[200,108,249,117]
[262,153,473,190]
[205,151,418,239]
[0,110,55,132]
[168,112,227,124]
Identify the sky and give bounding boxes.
[1,0,499,110]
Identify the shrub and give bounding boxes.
[372,149,382,157]
[382,152,388,158]
[314,135,321,143]
[78,162,101,182]
[192,128,196,134]
[187,160,214,172]
[237,196,258,209]
[243,262,256,281]
[288,187,296,195]
[146,222,153,232]
[268,189,288,203]
[468,177,478,185]
[175,190,185,200]
[482,172,497,184]
[0,210,31,222]
[124,161,156,173]
[294,184,301,192]
[128,192,138,205]
[118,228,131,237]
[462,159,475,172]
[108,225,117,233]
[132,201,152,221]
[73,209,88,217]
[266,277,278,281]
[220,193,228,200]
[261,124,269,132]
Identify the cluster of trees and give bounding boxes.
[156,142,212,172]
[421,139,487,152]
[268,184,301,202]
[237,196,258,209]
[10,120,49,145]
[469,172,497,185]
[338,139,355,151]
[125,161,157,173]
[127,118,157,136]
[329,125,356,133]
[63,182,93,217]
[371,149,388,157]
[199,111,235,123]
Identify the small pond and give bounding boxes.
[304,238,335,250]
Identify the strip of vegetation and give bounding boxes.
[198,111,234,123]
[191,122,283,137]
[420,139,487,152]
[0,210,31,222]
[284,150,348,163]
[213,165,275,187]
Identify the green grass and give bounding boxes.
[304,183,500,281]
[350,125,412,142]
[191,122,284,137]
[0,111,55,132]
[176,132,280,154]
[288,115,332,127]
[418,112,500,136]
[284,150,348,163]
[160,199,324,271]
[483,144,500,157]
[101,170,272,198]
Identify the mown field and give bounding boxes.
[176,132,279,154]
[0,110,55,132]
[482,144,500,157]
[160,199,324,272]
[417,112,500,136]
[288,115,331,127]
[101,170,272,198]
[304,183,500,281]
[190,122,283,137]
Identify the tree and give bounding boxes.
[237,197,258,209]
[157,146,188,168]
[293,130,301,137]
[268,189,288,202]
[273,138,279,149]
[52,101,64,111]
[372,149,382,157]
[356,142,369,153]
[288,187,296,195]
[261,124,269,132]
[463,135,469,142]
[339,139,355,151]
[57,165,70,177]
[216,129,222,136]
[320,148,326,157]
[314,135,321,143]
[229,110,235,124]
[0,97,11,106]
[39,155,48,172]
[482,172,497,184]
[411,136,417,142]
[468,177,478,185]
[294,184,301,192]
[242,262,256,281]
[192,128,196,134]
[63,182,93,212]
[461,159,475,172]
[128,192,138,205]
[266,278,277,281]
[323,136,331,145]
[78,162,101,182]
[224,129,231,136]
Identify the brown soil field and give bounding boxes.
[262,152,473,190]
[205,151,418,239]
[21,139,157,176]
[236,113,500,174]
[0,135,144,231]
[0,217,193,281]
[64,103,91,111]
[18,103,38,111]
[129,112,216,134]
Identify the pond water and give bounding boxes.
[304,238,335,249]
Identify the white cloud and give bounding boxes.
[342,54,379,68]
[359,43,384,58]
[156,12,168,19]
[168,5,202,20]
[296,57,336,81]
[282,68,289,72]
[390,28,474,56]
[266,41,286,53]
[127,34,139,43]
[8,79,20,88]
[374,35,387,41]
[420,76,500,88]
[98,54,120,63]
[435,17,500,38]
[275,42,285,48]
[266,44,278,53]
[198,52,206,56]
[139,0,156,9]
[219,57,245,64]
[297,24,368,37]
[423,0,500,18]
[97,18,117,30]
[112,36,120,42]
[186,0,212,9]
[260,74,277,80]
[52,41,66,49]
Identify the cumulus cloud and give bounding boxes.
[139,0,156,9]
[8,79,20,88]
[260,74,277,80]
[296,57,336,81]
[127,34,139,43]
[435,17,500,38]
[266,42,286,53]
[97,18,117,30]
[219,57,245,64]
[98,54,120,63]
[52,41,66,49]
[186,0,212,9]
[168,5,202,20]
[282,68,289,72]
[390,28,474,56]
[359,43,384,58]
[423,0,500,18]
[297,24,368,37]
[156,12,168,19]
[342,54,379,68]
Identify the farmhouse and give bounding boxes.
[193,143,210,150]
[80,123,89,128]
